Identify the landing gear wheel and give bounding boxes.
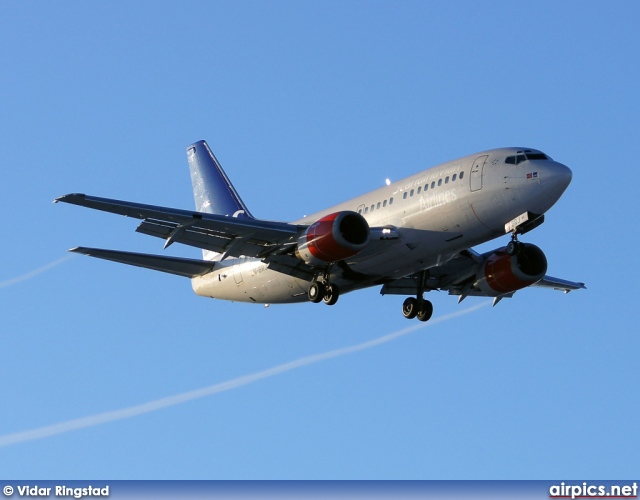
[507,240,522,256]
[416,300,433,322]
[308,281,326,303]
[402,297,419,319]
[323,283,340,306]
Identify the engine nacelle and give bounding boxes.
[474,243,548,296]
[296,211,370,265]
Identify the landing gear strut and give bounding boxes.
[507,232,523,256]
[402,271,433,322]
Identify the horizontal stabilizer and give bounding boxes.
[69,247,216,278]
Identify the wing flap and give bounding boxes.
[380,278,421,296]
[69,247,216,278]
[264,255,316,281]
[136,219,285,258]
[136,219,233,253]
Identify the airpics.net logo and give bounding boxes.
[549,482,638,499]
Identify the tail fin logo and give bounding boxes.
[187,140,254,219]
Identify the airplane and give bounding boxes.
[55,140,585,321]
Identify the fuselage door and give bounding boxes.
[470,155,488,192]
[233,258,245,285]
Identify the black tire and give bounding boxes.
[507,240,521,256]
[402,297,418,319]
[323,283,340,306]
[308,281,325,303]
[416,300,433,322]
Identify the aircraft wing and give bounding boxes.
[380,249,483,297]
[55,193,302,260]
[381,248,586,299]
[530,275,586,293]
[55,193,397,282]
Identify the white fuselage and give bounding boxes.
[191,147,571,303]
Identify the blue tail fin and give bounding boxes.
[186,140,254,219]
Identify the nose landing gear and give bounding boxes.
[507,233,523,256]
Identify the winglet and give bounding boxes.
[186,140,254,219]
[54,193,86,204]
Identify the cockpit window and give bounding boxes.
[505,152,548,164]
[526,153,548,160]
[505,154,527,164]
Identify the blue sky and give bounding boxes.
[1,1,638,479]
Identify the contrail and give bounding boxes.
[0,255,73,288]
[0,301,489,447]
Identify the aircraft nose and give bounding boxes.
[547,161,572,191]
[511,157,573,214]
[536,160,572,195]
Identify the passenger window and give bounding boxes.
[364,207,369,214]
[403,192,408,199]
[431,181,435,189]
[417,187,421,194]
[445,176,449,184]
[410,189,414,197]
[438,179,442,186]
[389,197,394,204]
[383,200,387,207]
[371,204,375,211]
[377,202,381,209]
[358,209,362,214]
[459,171,464,179]
[452,174,457,181]
[424,184,429,191]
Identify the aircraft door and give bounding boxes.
[470,155,488,192]
[233,259,244,285]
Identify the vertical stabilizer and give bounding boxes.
[187,140,254,219]
[186,140,254,260]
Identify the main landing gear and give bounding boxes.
[402,297,433,322]
[308,271,340,306]
[402,270,433,322]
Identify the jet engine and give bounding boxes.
[474,243,548,295]
[296,211,370,266]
